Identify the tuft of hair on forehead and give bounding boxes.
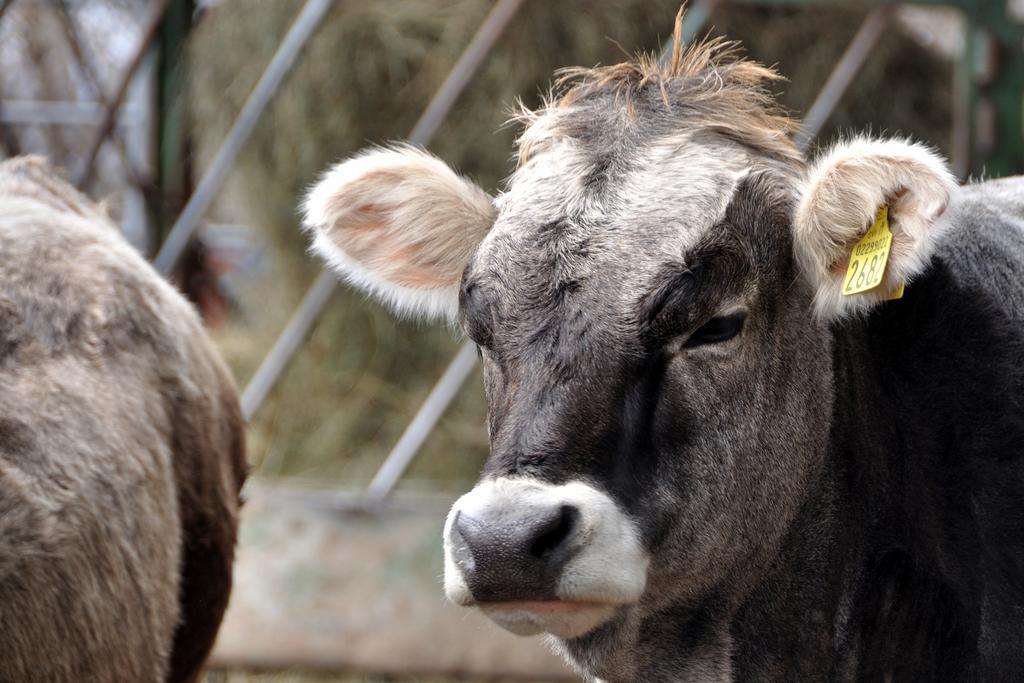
[514,7,801,169]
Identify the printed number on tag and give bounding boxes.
[842,205,893,296]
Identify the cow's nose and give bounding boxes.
[449,502,581,602]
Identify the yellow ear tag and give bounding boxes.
[842,205,895,296]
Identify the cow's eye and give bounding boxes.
[684,312,746,348]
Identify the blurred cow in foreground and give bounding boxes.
[0,157,247,682]
[303,11,1024,682]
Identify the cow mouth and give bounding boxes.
[477,600,618,639]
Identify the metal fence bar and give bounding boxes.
[0,100,144,125]
[364,341,479,503]
[794,6,892,152]
[53,0,150,188]
[408,0,528,144]
[153,0,333,274]
[950,28,971,180]
[73,0,172,188]
[240,270,336,420]
[239,0,528,423]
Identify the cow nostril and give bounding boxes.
[450,498,587,603]
[529,504,579,559]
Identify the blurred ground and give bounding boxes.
[206,485,570,680]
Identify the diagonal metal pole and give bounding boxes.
[363,341,480,502]
[53,0,149,187]
[794,6,892,153]
[240,269,337,420]
[239,0,528,423]
[73,0,172,189]
[406,0,528,144]
[153,0,334,275]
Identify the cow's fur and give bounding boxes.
[0,157,247,683]
[303,11,1024,682]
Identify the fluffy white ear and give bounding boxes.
[794,136,957,319]
[302,145,496,320]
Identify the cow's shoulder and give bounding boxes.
[935,176,1024,317]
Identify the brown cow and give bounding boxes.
[0,157,247,682]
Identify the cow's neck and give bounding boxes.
[726,299,979,680]
[725,320,901,679]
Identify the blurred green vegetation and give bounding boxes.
[187,1,951,488]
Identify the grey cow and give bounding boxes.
[0,157,247,682]
[303,15,1024,682]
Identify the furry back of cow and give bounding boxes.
[0,157,247,683]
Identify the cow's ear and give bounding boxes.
[302,146,496,320]
[793,136,957,320]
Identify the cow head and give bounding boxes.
[303,18,955,674]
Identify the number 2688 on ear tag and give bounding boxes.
[842,205,893,296]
